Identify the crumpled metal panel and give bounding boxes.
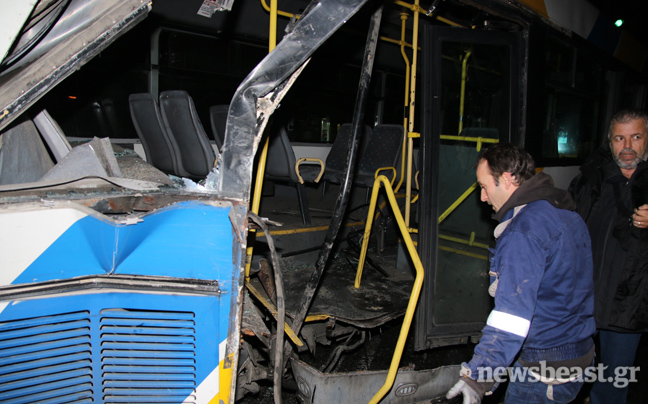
[241,290,271,340]
[40,137,123,182]
[213,0,368,202]
[0,0,151,132]
[291,358,460,404]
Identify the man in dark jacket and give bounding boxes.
[447,143,595,404]
[569,109,648,404]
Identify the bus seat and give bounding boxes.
[128,93,181,176]
[265,126,321,226]
[321,123,372,185]
[91,100,114,138]
[159,90,216,179]
[101,98,122,138]
[91,98,124,138]
[209,104,228,150]
[354,124,404,188]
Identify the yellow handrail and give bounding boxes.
[439,245,488,261]
[440,134,499,152]
[458,51,471,135]
[245,0,281,282]
[260,0,301,20]
[295,157,325,184]
[395,12,410,195]
[375,166,397,187]
[404,0,420,228]
[255,221,365,237]
[439,232,489,250]
[438,182,478,224]
[245,282,305,347]
[403,232,489,260]
[245,282,332,346]
[351,175,424,404]
[392,0,462,27]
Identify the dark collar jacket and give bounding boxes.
[569,144,648,332]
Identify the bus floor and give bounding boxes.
[251,180,415,324]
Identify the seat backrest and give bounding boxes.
[91,98,123,138]
[128,93,180,176]
[265,126,298,183]
[209,104,228,150]
[101,98,122,138]
[91,100,114,138]
[159,90,216,179]
[322,123,372,184]
[355,124,404,187]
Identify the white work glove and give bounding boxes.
[446,378,481,404]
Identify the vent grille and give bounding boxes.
[0,311,94,404]
[0,308,199,403]
[100,308,197,403]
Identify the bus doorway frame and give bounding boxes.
[415,23,524,350]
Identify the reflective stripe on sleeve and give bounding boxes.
[486,310,530,337]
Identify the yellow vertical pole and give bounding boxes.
[404,0,420,227]
[358,176,424,404]
[245,0,279,281]
[394,12,410,194]
[459,51,471,136]
[269,0,277,50]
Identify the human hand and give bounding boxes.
[446,378,481,404]
[632,204,648,229]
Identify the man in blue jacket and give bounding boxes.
[447,143,596,403]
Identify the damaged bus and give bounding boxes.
[0,0,646,403]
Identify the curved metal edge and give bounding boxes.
[0,273,220,302]
[214,0,369,202]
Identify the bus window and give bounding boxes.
[540,36,602,162]
[439,41,512,138]
[542,90,598,159]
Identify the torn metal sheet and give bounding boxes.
[242,290,271,342]
[291,358,460,404]
[112,146,175,186]
[0,119,55,185]
[0,177,164,198]
[40,137,123,182]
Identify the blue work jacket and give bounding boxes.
[465,197,596,380]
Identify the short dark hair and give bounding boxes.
[607,109,648,141]
[477,143,535,186]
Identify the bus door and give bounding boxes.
[415,24,523,350]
